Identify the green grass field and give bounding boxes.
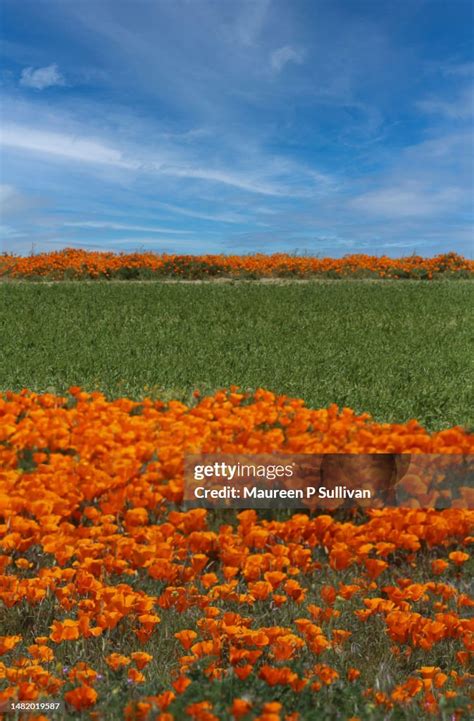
[0,280,472,429]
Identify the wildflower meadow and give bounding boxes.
[3,0,473,717]
[0,250,472,281]
[0,257,472,721]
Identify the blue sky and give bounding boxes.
[0,0,473,256]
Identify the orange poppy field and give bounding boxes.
[0,386,472,720]
[0,249,472,281]
[2,0,474,716]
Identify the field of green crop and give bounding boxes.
[0,280,472,430]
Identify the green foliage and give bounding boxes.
[0,280,472,430]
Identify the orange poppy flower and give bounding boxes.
[431,559,449,575]
[234,665,253,680]
[105,653,131,670]
[64,684,98,710]
[49,620,80,643]
[231,699,252,719]
[0,636,22,655]
[131,652,153,670]
[347,668,361,682]
[172,675,191,694]
[128,668,145,683]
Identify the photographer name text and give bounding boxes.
[193,485,371,500]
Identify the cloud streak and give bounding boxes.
[0,116,327,198]
[270,45,305,73]
[350,183,463,218]
[20,63,65,90]
[63,221,195,233]
[417,86,474,120]
[1,125,136,168]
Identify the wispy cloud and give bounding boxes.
[153,201,250,225]
[156,164,286,196]
[350,183,463,218]
[270,45,305,73]
[63,220,195,233]
[1,116,326,198]
[1,124,136,168]
[417,86,473,120]
[70,236,200,247]
[20,63,65,90]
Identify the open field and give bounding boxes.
[0,278,473,720]
[2,0,473,716]
[0,387,473,720]
[0,280,472,430]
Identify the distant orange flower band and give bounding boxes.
[1,249,472,280]
[0,388,473,718]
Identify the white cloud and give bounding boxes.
[157,164,285,196]
[73,236,198,247]
[270,45,305,73]
[154,201,249,224]
[0,124,137,168]
[416,86,474,120]
[20,63,65,90]
[0,123,289,195]
[156,127,211,143]
[350,183,463,218]
[404,131,471,160]
[62,221,194,233]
